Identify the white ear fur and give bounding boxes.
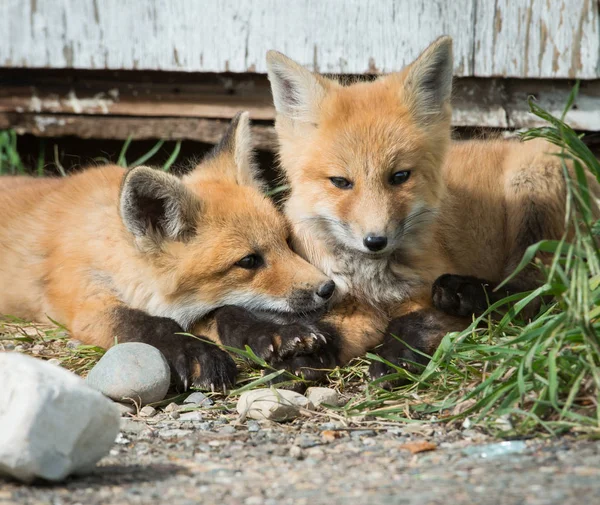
[403,36,454,123]
[266,50,328,124]
[232,111,261,189]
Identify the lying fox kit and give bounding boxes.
[264,37,600,377]
[0,113,335,389]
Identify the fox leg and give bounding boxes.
[368,294,467,387]
[69,294,237,391]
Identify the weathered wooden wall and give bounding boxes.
[1,0,598,78]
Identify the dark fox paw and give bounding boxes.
[215,306,328,362]
[157,334,237,393]
[432,274,497,317]
[214,306,338,384]
[368,313,434,390]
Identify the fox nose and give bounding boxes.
[363,235,388,252]
[316,280,336,300]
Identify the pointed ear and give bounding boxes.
[266,50,329,124]
[200,112,265,191]
[120,166,200,249]
[402,36,453,123]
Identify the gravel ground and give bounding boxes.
[2,403,599,505]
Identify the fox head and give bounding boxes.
[119,112,334,329]
[266,37,453,259]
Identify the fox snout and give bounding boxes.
[289,279,336,312]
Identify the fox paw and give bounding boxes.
[215,306,328,363]
[432,274,496,317]
[368,313,433,390]
[158,334,237,393]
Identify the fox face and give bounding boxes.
[266,38,454,259]
[119,113,334,329]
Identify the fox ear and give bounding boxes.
[120,166,200,249]
[402,36,453,123]
[199,112,264,191]
[266,50,328,124]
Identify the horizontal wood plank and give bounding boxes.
[0,113,277,150]
[2,70,599,136]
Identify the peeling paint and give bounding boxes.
[34,116,66,132]
[66,90,114,114]
[1,0,598,78]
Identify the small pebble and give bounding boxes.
[220,425,236,434]
[164,402,180,413]
[305,387,342,408]
[183,391,214,406]
[159,429,193,439]
[139,406,157,418]
[289,445,304,460]
[350,430,376,439]
[294,435,320,448]
[179,411,203,422]
[47,358,60,366]
[247,421,261,432]
[319,422,343,431]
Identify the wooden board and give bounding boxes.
[0,113,277,150]
[2,69,599,142]
[1,0,597,78]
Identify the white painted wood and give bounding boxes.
[1,0,475,75]
[474,0,599,78]
[1,0,597,78]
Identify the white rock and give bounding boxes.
[305,387,342,408]
[179,411,203,422]
[0,353,120,483]
[236,389,314,422]
[139,406,156,418]
[164,402,180,413]
[183,391,213,406]
[86,343,170,405]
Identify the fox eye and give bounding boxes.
[235,254,264,270]
[330,177,353,190]
[390,170,411,186]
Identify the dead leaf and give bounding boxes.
[399,440,437,454]
[321,430,344,443]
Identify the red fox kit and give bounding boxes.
[0,113,336,389]
[257,37,600,380]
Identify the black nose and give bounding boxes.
[363,235,388,252]
[316,280,336,300]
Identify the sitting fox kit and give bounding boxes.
[264,36,600,378]
[0,113,337,390]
